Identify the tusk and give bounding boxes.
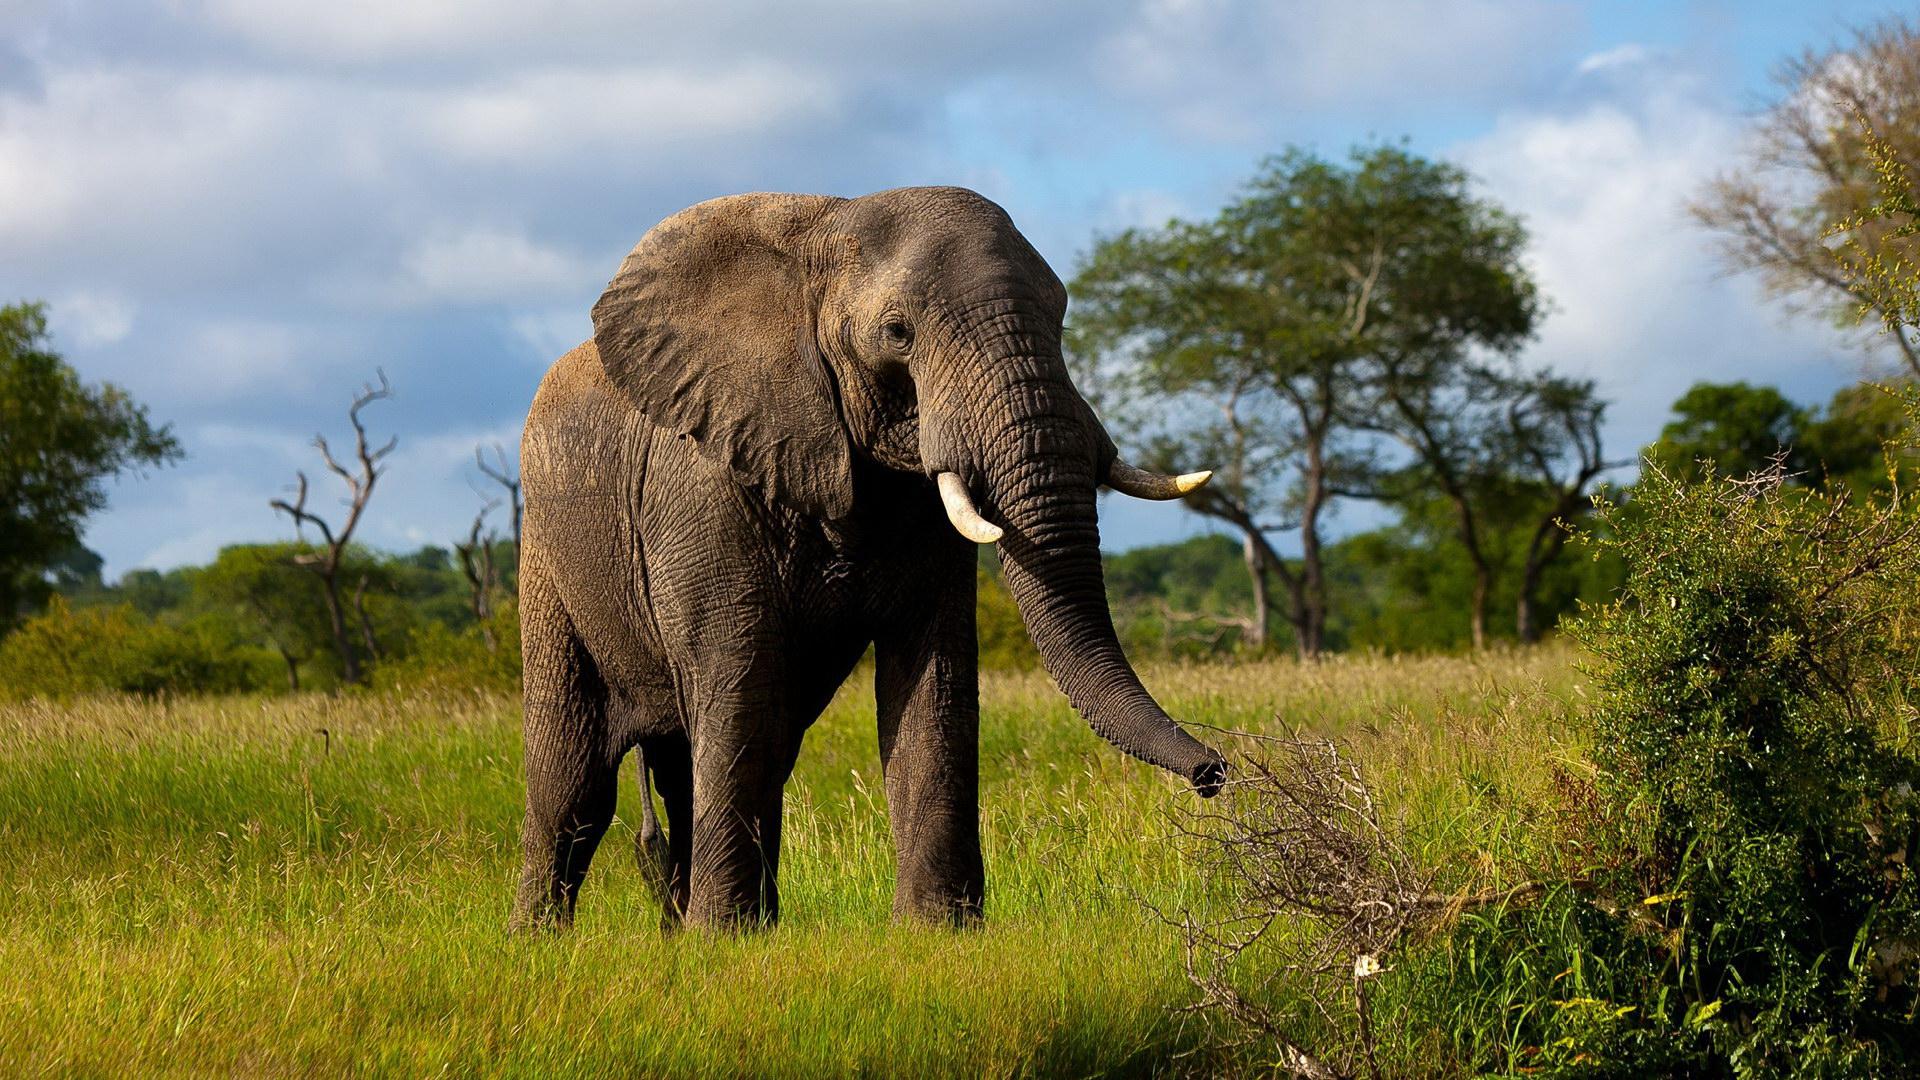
[935,472,1003,544]
[1106,460,1213,500]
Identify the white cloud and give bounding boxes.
[1453,57,1855,455]
[179,319,310,400]
[1092,0,1578,138]
[52,290,134,346]
[421,65,840,162]
[8,0,1764,569]
[1576,43,1651,75]
[386,226,601,307]
[509,307,592,361]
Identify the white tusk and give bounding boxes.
[1106,460,1213,500]
[935,472,1003,544]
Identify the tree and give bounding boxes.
[1500,375,1616,643]
[1645,378,1917,500]
[1693,17,1920,376]
[454,503,502,651]
[1071,217,1314,653]
[1642,381,1808,482]
[1072,145,1540,655]
[0,301,180,632]
[191,543,335,691]
[269,373,395,685]
[475,444,522,588]
[1342,162,1543,648]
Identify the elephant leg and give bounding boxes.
[511,567,617,932]
[636,733,693,924]
[685,694,798,929]
[876,550,984,924]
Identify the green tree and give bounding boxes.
[0,301,181,631]
[1497,375,1617,642]
[1642,381,1808,482]
[1333,152,1542,650]
[1073,145,1538,656]
[1799,381,1915,495]
[190,543,336,691]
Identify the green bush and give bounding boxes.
[0,597,272,698]
[1404,446,1920,1075]
[372,599,522,694]
[977,565,1041,672]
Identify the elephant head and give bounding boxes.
[591,187,1225,795]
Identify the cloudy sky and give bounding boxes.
[0,1,1904,575]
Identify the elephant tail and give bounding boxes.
[633,749,671,895]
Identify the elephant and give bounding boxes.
[510,186,1225,932]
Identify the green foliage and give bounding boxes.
[0,301,180,629]
[1829,111,1920,335]
[373,599,522,694]
[0,598,273,698]
[1070,143,1550,654]
[1645,379,1919,498]
[975,558,1040,672]
[1802,382,1920,496]
[1643,381,1810,482]
[189,543,340,690]
[1105,535,1258,658]
[1399,430,1920,1074]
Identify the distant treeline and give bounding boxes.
[0,371,1905,698]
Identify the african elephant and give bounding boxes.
[510,186,1224,931]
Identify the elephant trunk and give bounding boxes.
[959,354,1225,795]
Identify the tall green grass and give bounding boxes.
[0,649,1581,1076]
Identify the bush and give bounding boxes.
[1177,419,1920,1076]
[0,598,273,698]
[1411,450,1920,1075]
[976,566,1041,672]
[372,599,522,694]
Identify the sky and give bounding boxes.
[0,0,1908,577]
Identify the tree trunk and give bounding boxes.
[1469,560,1491,652]
[1298,438,1329,659]
[1515,562,1544,644]
[1515,516,1572,645]
[318,572,361,685]
[1241,530,1270,651]
[353,574,382,662]
[280,647,300,692]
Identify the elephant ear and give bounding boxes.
[592,193,854,519]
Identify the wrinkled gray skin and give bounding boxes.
[510,187,1225,931]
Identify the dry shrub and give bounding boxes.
[1160,732,1534,1079]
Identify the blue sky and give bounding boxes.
[0,1,1907,575]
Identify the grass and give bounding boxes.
[0,648,1585,1076]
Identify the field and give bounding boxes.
[0,649,1584,1076]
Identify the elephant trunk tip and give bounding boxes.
[1189,752,1228,798]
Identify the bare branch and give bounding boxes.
[266,373,396,686]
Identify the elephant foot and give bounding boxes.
[507,901,571,935]
[893,894,985,928]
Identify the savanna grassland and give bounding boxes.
[0,649,1584,1077]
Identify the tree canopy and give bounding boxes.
[1070,144,1557,654]
[0,301,180,630]
[1693,17,1920,375]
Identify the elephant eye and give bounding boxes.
[882,320,913,349]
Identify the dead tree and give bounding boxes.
[476,443,522,583]
[269,372,395,685]
[455,501,502,650]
